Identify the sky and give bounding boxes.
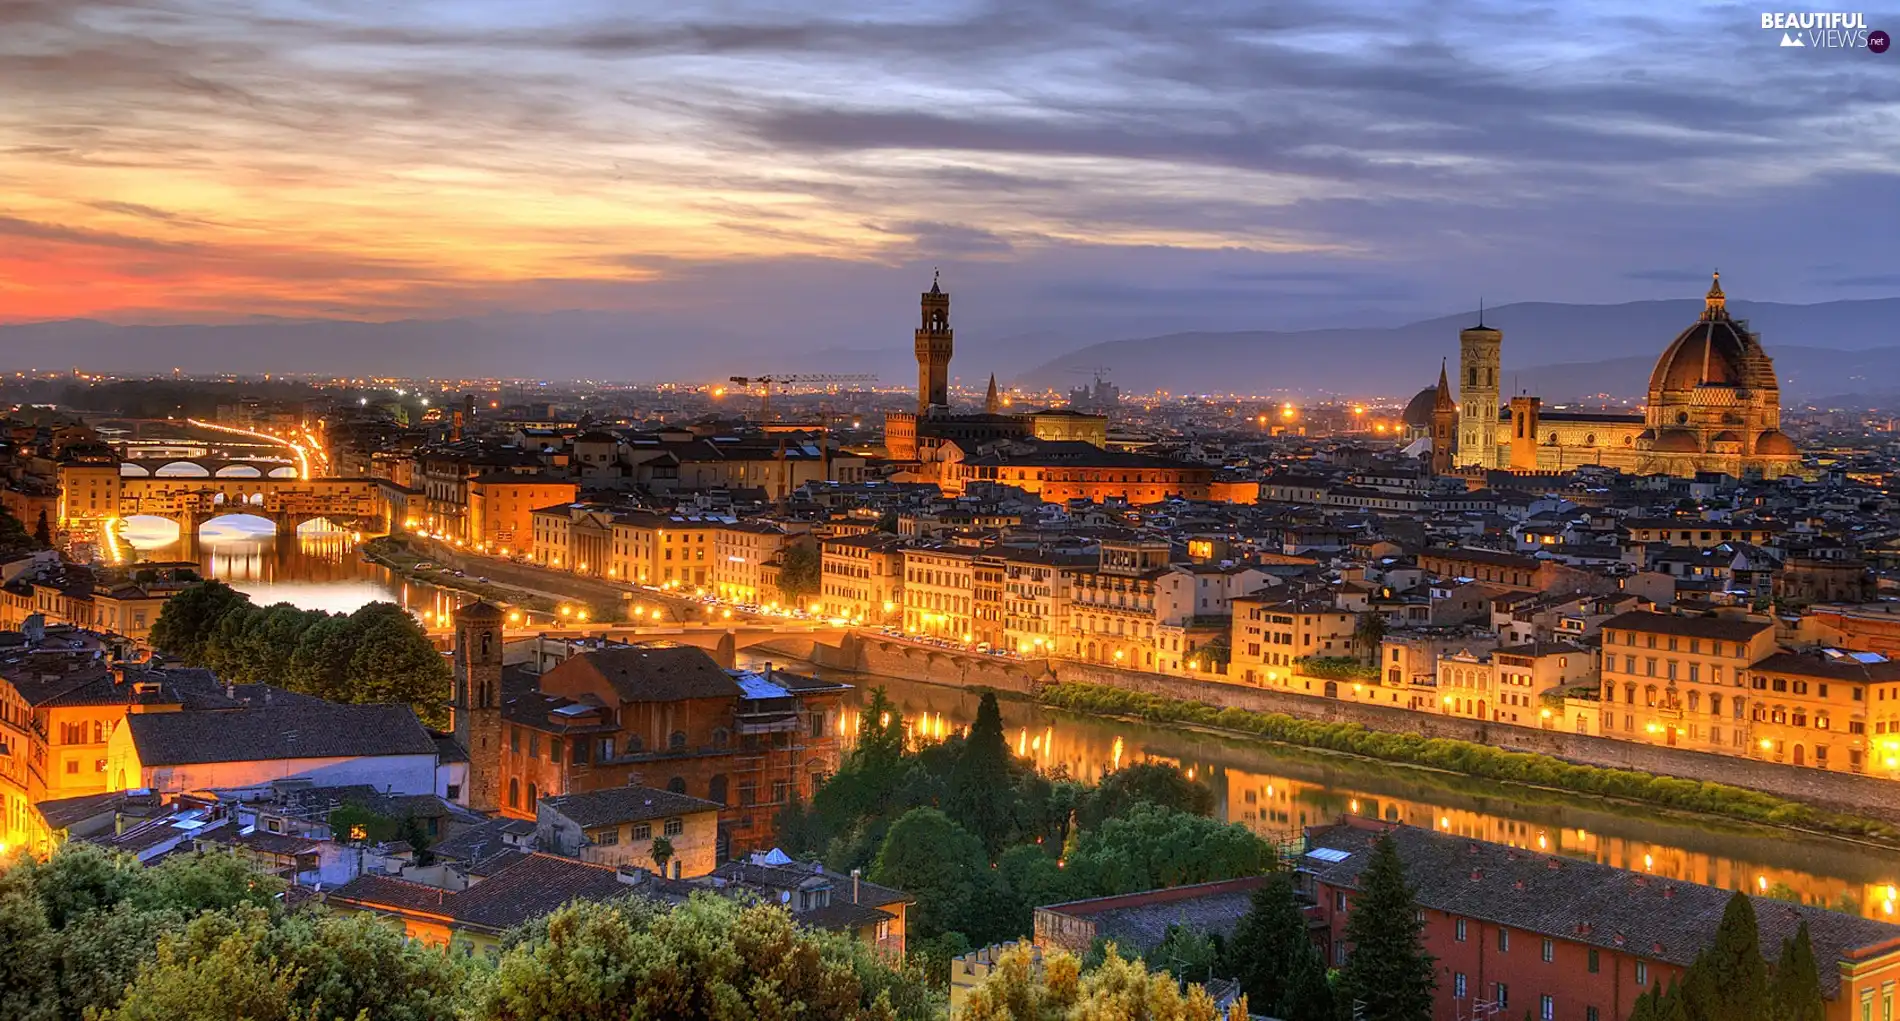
[3,0,1899,353]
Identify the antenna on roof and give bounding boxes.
[1478,296,1485,328]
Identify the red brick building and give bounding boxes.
[1302,819,1900,1021]
[479,641,847,858]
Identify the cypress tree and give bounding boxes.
[1339,834,1436,1021]
[1769,922,1824,1021]
[947,691,1015,857]
[1628,986,1661,1021]
[1225,872,1305,1009]
[1683,892,1768,1021]
[1656,981,1689,1021]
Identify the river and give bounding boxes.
[115,517,1900,923]
[736,652,1900,924]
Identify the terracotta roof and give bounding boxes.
[1306,824,1898,999]
[124,703,437,766]
[448,853,634,933]
[1752,649,1900,684]
[539,785,723,829]
[1599,610,1772,642]
[329,874,452,915]
[556,645,738,703]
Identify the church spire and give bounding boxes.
[1434,358,1456,411]
[984,373,1000,413]
[1702,270,1727,321]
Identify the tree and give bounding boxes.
[345,614,452,728]
[283,614,357,702]
[149,581,250,665]
[33,509,51,546]
[1682,892,1768,1021]
[469,894,938,1021]
[1079,762,1215,829]
[948,691,1017,857]
[1064,804,1273,897]
[650,836,675,874]
[959,941,1244,1021]
[870,807,1009,945]
[1224,871,1332,1020]
[1769,922,1824,1021]
[778,544,821,605]
[397,814,435,868]
[1338,834,1436,1021]
[1353,610,1387,665]
[1146,923,1222,987]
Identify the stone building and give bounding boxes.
[1429,275,1801,479]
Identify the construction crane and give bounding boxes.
[727,373,877,422]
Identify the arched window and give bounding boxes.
[526,782,537,806]
[508,777,520,808]
[1548,433,1559,445]
[667,776,686,794]
[669,730,687,751]
[713,727,730,748]
[709,774,728,803]
[628,735,644,753]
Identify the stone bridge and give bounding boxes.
[118,458,303,480]
[116,476,392,535]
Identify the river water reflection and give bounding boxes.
[100,524,1900,925]
[735,653,1900,923]
[120,514,467,621]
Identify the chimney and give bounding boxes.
[225,682,236,700]
[1663,886,1676,900]
[1469,869,1483,882]
[851,867,861,904]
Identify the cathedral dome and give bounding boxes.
[1401,386,1440,428]
[1647,272,1772,395]
[1755,430,1798,456]
[1652,429,1701,453]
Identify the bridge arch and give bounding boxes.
[154,460,211,477]
[268,465,299,479]
[215,464,262,478]
[119,463,151,477]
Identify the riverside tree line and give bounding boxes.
[150,580,451,728]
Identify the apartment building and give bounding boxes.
[1596,611,1779,755]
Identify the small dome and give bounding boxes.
[1652,429,1701,453]
[1755,430,1798,456]
[1710,430,1742,444]
[1401,387,1440,428]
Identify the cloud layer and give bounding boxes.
[3,0,1897,366]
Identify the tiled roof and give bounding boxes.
[1753,649,1900,684]
[539,785,723,829]
[124,703,437,766]
[447,853,634,933]
[329,873,452,915]
[1305,824,1900,999]
[1599,610,1773,642]
[559,646,739,703]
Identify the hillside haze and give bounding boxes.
[4,297,1897,400]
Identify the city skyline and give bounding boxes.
[4,0,1898,357]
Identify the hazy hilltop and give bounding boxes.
[1018,298,1900,400]
[4,297,1897,400]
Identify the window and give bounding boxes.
[529,733,540,758]
[1541,994,1555,1021]
[526,782,537,806]
[1454,973,1467,998]
[1335,891,1348,910]
[510,727,520,753]
[1588,949,1599,973]
[669,730,687,751]
[710,774,728,803]
[663,817,683,837]
[1542,937,1554,962]
[1495,983,1508,1009]
[65,760,77,774]
[632,823,651,840]
[667,776,686,794]
[1455,918,1468,942]
[550,738,563,764]
[1636,961,1649,987]
[445,783,461,801]
[1498,928,1510,952]
[508,777,520,808]
[1588,1009,1600,1021]
[593,827,619,846]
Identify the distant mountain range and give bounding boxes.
[1016,298,1900,401]
[4,297,1897,400]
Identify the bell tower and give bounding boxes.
[1458,310,1502,470]
[451,600,504,813]
[1430,359,1458,475]
[916,270,954,413]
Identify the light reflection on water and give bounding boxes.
[120,513,445,617]
[739,652,1900,922]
